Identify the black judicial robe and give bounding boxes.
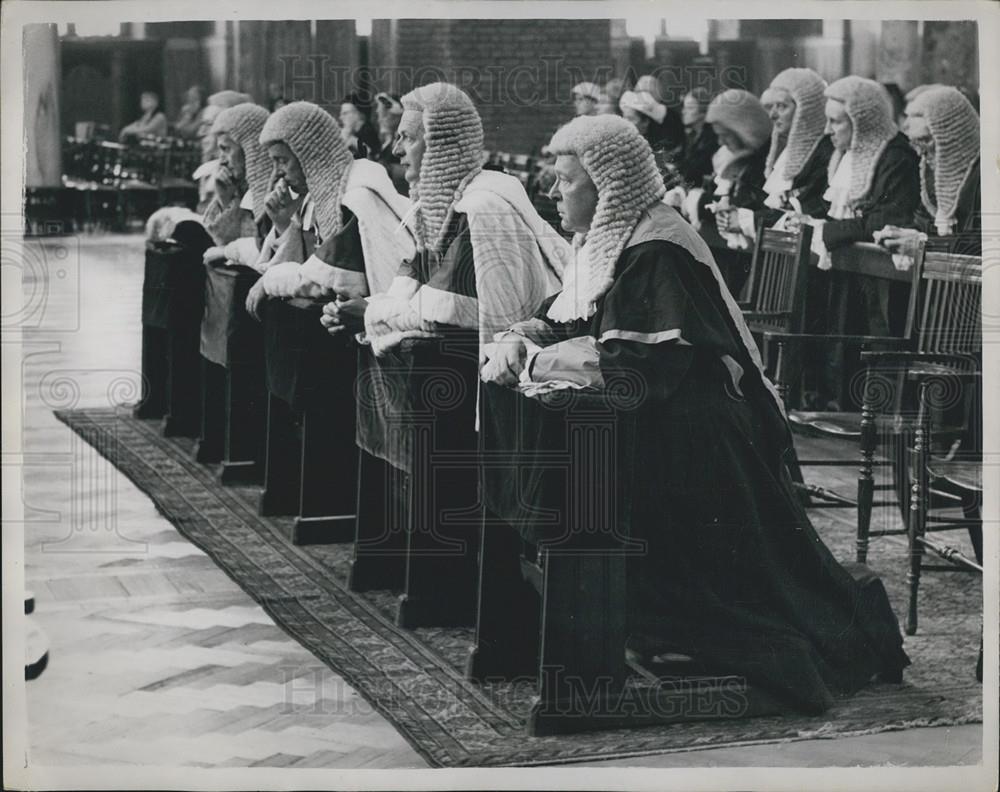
[697,143,770,224]
[677,124,719,191]
[822,133,920,250]
[507,234,910,713]
[757,135,835,227]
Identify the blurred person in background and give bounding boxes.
[340,96,381,160]
[675,87,718,190]
[619,89,684,190]
[373,92,408,195]
[571,82,601,116]
[173,85,206,139]
[634,74,685,151]
[267,81,288,112]
[119,90,168,141]
[596,78,625,115]
[689,89,772,252]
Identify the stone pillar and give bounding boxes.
[202,21,230,94]
[23,24,62,187]
[877,20,922,93]
[709,20,741,40]
[847,19,880,79]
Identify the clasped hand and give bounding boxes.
[874,225,922,268]
[320,294,368,335]
[480,334,527,387]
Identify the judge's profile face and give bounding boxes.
[339,102,364,134]
[216,132,245,180]
[767,89,796,136]
[267,141,306,195]
[824,99,853,152]
[392,110,426,187]
[903,107,934,158]
[548,154,598,233]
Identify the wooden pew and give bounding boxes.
[258,297,358,545]
[348,335,481,628]
[195,263,268,483]
[468,383,787,736]
[134,222,212,437]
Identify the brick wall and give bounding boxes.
[369,19,627,155]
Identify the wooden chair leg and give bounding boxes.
[774,340,814,509]
[961,499,983,566]
[905,407,929,636]
[856,387,877,563]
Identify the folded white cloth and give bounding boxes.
[808,219,832,269]
[223,236,262,270]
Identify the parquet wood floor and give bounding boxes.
[17,233,983,770]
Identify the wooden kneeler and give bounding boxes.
[258,297,358,545]
[349,338,481,629]
[195,263,267,482]
[135,223,211,437]
[467,383,787,736]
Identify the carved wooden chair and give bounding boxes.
[765,247,981,565]
[504,152,535,188]
[906,362,983,681]
[739,223,813,337]
[738,224,864,509]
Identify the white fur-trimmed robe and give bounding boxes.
[364,170,569,358]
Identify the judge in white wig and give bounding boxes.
[876,85,981,259]
[756,68,833,226]
[323,82,569,360]
[201,102,273,265]
[480,114,909,713]
[245,101,416,319]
